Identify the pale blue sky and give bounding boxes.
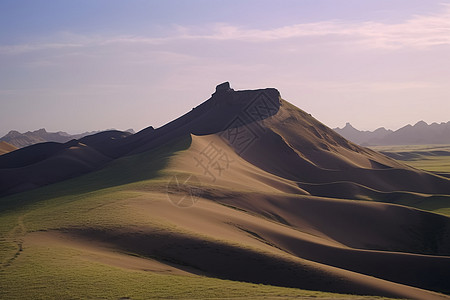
[1,0,450,136]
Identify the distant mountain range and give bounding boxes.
[334,121,450,146]
[0,128,135,148]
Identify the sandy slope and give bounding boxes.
[162,133,450,296]
[234,100,450,195]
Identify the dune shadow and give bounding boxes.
[0,135,192,212]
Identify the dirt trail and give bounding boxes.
[1,215,27,269]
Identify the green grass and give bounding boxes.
[405,157,450,173]
[371,144,450,175]
[368,144,450,217]
[0,137,188,266]
[0,242,391,300]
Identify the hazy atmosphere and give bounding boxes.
[1,0,450,135]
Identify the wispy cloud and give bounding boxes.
[177,3,450,49]
[1,3,450,56]
[0,43,83,55]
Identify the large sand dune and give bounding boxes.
[1,83,450,299]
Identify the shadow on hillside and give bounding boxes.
[0,134,192,212]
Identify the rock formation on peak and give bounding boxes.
[213,81,234,95]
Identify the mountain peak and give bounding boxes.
[414,120,428,127]
[344,122,355,129]
[5,130,21,137]
[35,128,48,134]
[337,122,359,132]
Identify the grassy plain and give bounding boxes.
[369,144,450,216]
[371,144,450,175]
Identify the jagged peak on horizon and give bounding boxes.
[414,120,428,127]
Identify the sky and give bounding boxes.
[1,0,450,137]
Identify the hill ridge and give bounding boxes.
[0,128,135,148]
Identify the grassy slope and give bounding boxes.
[371,145,450,173]
[0,137,392,300]
[370,145,450,216]
[3,241,374,300]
